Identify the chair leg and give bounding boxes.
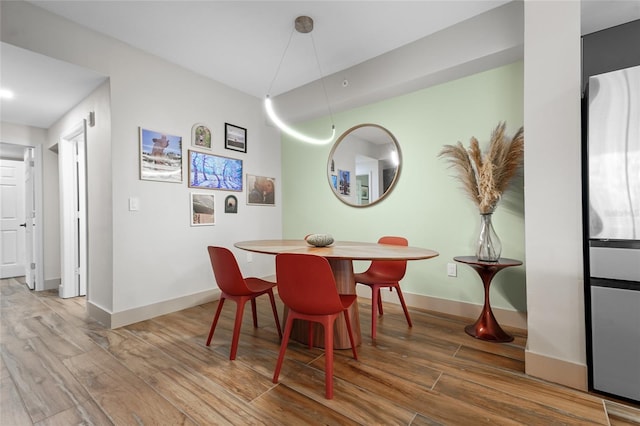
[343,308,358,360]
[370,285,379,339]
[229,298,247,360]
[395,286,413,328]
[273,315,294,384]
[378,288,384,315]
[323,316,335,399]
[267,290,283,338]
[251,298,258,328]
[206,297,226,346]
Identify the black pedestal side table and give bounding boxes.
[453,256,522,343]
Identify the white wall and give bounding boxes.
[1,0,592,392]
[523,1,586,389]
[47,80,113,311]
[1,2,282,325]
[107,46,282,314]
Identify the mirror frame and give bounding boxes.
[327,123,402,207]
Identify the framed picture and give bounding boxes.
[139,127,182,183]
[225,195,238,213]
[225,123,247,153]
[339,169,350,195]
[331,174,338,189]
[361,185,369,201]
[190,192,215,226]
[191,123,211,149]
[247,174,275,205]
[188,150,243,191]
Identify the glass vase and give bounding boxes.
[476,213,501,262]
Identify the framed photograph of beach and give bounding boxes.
[225,123,247,153]
[190,192,215,226]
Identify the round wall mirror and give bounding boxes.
[327,124,401,207]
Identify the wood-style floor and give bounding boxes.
[1,277,639,425]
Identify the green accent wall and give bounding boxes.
[282,61,525,312]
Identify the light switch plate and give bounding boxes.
[447,263,457,277]
[129,197,140,211]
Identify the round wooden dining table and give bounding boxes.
[235,239,439,349]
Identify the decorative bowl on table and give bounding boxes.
[304,233,334,247]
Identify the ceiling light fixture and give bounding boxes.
[265,16,335,145]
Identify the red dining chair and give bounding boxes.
[206,246,282,360]
[354,236,411,339]
[273,253,358,399]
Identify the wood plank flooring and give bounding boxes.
[1,276,639,425]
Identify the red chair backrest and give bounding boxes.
[365,236,408,281]
[276,253,345,315]
[208,246,253,296]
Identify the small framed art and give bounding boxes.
[361,185,369,201]
[247,174,275,205]
[191,123,211,149]
[190,192,215,226]
[225,195,238,213]
[188,150,243,191]
[139,127,183,183]
[339,169,351,196]
[225,123,247,153]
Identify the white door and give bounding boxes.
[0,159,26,278]
[58,122,87,298]
[23,148,36,289]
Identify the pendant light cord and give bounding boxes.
[267,24,335,129]
[267,27,295,96]
[264,16,336,144]
[310,31,335,127]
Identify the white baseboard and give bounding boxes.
[525,349,588,391]
[43,278,60,291]
[84,283,588,393]
[87,301,113,328]
[356,287,528,330]
[88,289,221,329]
[88,284,524,333]
[357,288,590,392]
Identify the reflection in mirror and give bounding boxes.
[328,124,401,207]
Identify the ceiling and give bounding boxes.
[1,1,639,131]
[0,42,107,129]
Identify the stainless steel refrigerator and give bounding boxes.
[586,64,640,403]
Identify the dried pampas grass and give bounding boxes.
[439,122,524,214]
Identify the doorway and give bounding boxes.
[0,143,44,290]
[0,159,25,279]
[58,121,88,298]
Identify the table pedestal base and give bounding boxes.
[464,313,513,343]
[288,258,362,350]
[454,256,521,344]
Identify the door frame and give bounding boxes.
[30,145,44,291]
[23,146,44,290]
[0,144,44,289]
[58,121,88,298]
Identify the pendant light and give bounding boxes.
[265,16,335,145]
